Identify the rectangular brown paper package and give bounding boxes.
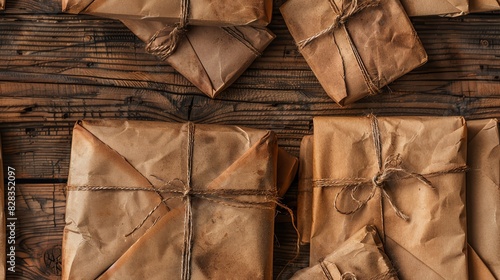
[310,116,468,279]
[62,120,297,280]
[467,119,500,280]
[62,0,272,27]
[280,0,427,105]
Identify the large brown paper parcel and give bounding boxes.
[62,120,297,280]
[399,0,468,16]
[310,116,468,280]
[291,225,397,280]
[280,0,428,106]
[467,119,500,280]
[62,0,272,27]
[120,19,275,98]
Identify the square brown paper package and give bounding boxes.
[62,0,272,27]
[467,119,500,280]
[62,120,298,280]
[280,0,427,106]
[120,19,275,98]
[291,225,397,280]
[308,116,468,279]
[399,0,468,16]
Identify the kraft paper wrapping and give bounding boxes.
[291,225,397,280]
[280,0,427,106]
[310,116,468,280]
[297,136,313,245]
[470,0,500,13]
[400,0,468,16]
[62,0,272,27]
[277,147,299,197]
[467,119,500,280]
[120,19,275,98]
[62,120,297,280]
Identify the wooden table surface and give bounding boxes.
[1,0,499,279]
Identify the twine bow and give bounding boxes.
[314,115,468,222]
[145,0,190,60]
[68,122,299,280]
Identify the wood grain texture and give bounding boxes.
[1,0,500,278]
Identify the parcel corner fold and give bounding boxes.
[280,0,427,106]
[310,116,468,280]
[120,19,275,99]
[62,119,288,280]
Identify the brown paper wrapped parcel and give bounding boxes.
[291,225,397,280]
[399,0,468,16]
[62,120,298,280]
[62,0,272,27]
[308,116,468,279]
[467,119,500,280]
[280,0,428,106]
[120,19,275,98]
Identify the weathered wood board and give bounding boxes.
[1,0,500,279]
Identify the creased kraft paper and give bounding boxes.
[400,0,468,16]
[291,225,397,280]
[62,0,272,27]
[310,116,468,280]
[467,119,500,280]
[62,120,297,280]
[120,19,275,98]
[280,0,427,105]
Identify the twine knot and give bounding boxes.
[145,0,189,60]
[296,0,380,50]
[317,115,467,223]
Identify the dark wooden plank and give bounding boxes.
[6,184,65,280]
[0,0,500,279]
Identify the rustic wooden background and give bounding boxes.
[1,0,500,279]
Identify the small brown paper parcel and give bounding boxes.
[291,225,397,280]
[280,0,428,106]
[399,0,468,16]
[120,18,275,98]
[62,0,272,27]
[467,119,500,280]
[310,116,468,279]
[62,120,298,280]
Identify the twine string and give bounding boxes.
[68,122,301,279]
[314,115,467,221]
[296,0,381,96]
[145,0,190,60]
